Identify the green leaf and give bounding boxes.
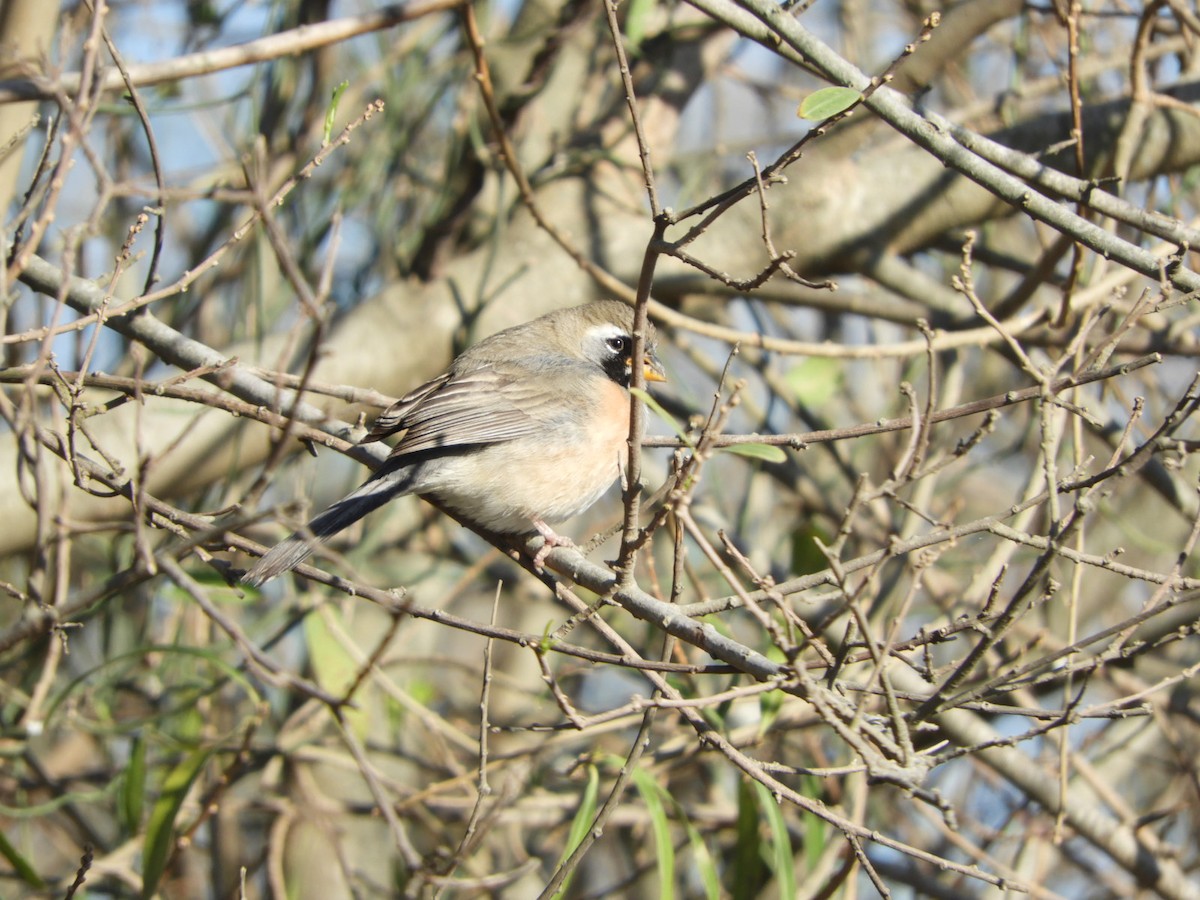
[644,771,719,900]
[625,0,655,50]
[732,778,766,900]
[552,764,600,900]
[720,442,787,463]
[759,683,784,734]
[753,781,797,900]
[680,810,721,900]
[791,522,831,577]
[142,747,211,899]
[324,80,350,145]
[171,705,205,746]
[305,609,370,739]
[638,768,720,900]
[631,387,694,448]
[800,775,826,874]
[797,86,862,120]
[632,768,674,900]
[120,732,148,835]
[0,828,44,888]
[44,645,260,735]
[784,356,841,407]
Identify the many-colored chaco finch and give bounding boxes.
[242,301,666,585]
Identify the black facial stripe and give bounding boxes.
[602,350,631,386]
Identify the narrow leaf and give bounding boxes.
[797,86,862,120]
[551,764,600,900]
[653,775,720,900]
[753,781,797,900]
[732,778,765,900]
[632,768,674,900]
[801,775,826,874]
[631,387,694,448]
[680,811,721,900]
[120,732,148,835]
[323,80,349,145]
[0,828,44,888]
[720,442,787,463]
[142,747,211,899]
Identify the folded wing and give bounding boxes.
[362,365,570,461]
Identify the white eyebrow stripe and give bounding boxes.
[588,323,628,340]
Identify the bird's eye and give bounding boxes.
[605,335,628,355]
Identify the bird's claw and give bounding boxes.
[532,522,576,571]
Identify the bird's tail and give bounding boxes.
[241,468,417,586]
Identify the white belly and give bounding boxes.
[422,381,631,533]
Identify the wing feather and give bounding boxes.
[361,372,451,442]
[360,365,562,462]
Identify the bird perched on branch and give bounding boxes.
[243,300,666,585]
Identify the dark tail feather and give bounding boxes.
[242,470,414,586]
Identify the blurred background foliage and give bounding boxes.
[1,0,1200,897]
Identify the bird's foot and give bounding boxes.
[531,520,576,571]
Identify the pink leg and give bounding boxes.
[532,519,576,570]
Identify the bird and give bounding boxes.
[242,300,666,586]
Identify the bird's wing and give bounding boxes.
[361,364,572,460]
[360,372,452,443]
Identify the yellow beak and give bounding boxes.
[629,353,667,383]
